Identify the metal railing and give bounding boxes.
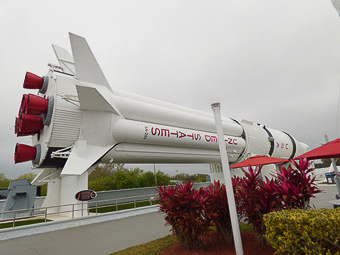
[0,193,159,228]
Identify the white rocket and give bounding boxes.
[331,0,340,15]
[14,33,308,211]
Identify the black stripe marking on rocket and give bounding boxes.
[263,126,274,156]
[283,131,297,159]
[231,118,247,162]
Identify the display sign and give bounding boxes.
[75,190,97,201]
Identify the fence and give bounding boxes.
[0,182,210,228]
[0,193,158,228]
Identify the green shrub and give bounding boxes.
[264,209,340,255]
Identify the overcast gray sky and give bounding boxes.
[1,0,339,178]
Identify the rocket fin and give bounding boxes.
[69,33,112,90]
[76,84,121,114]
[61,140,114,176]
[52,45,76,75]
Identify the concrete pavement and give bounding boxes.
[0,211,171,255]
[0,182,337,255]
[311,182,338,209]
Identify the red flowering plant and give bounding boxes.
[235,166,281,243]
[273,158,321,210]
[157,181,211,249]
[231,176,243,216]
[205,181,233,243]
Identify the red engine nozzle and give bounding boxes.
[15,117,19,134]
[15,117,38,136]
[14,143,37,163]
[19,94,28,115]
[23,72,48,93]
[17,113,43,135]
[25,94,49,115]
[15,117,36,136]
[23,72,44,90]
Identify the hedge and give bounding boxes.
[264,209,340,255]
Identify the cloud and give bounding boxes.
[1,0,340,178]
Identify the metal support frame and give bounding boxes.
[51,147,72,159]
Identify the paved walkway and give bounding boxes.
[0,182,337,255]
[311,182,338,209]
[0,211,171,255]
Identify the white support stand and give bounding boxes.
[209,163,225,183]
[325,135,340,198]
[211,98,243,255]
[60,172,88,217]
[42,172,88,218]
[42,178,61,215]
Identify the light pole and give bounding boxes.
[330,0,340,198]
[211,97,243,255]
[153,163,157,186]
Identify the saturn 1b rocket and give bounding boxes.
[14,33,309,211]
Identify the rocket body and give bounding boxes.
[15,34,309,178]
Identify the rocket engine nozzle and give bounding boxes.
[14,143,37,163]
[23,72,48,93]
[20,94,49,115]
[15,117,37,136]
[19,94,28,115]
[16,113,43,136]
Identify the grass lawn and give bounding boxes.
[109,223,253,255]
[89,200,157,213]
[0,200,157,229]
[0,219,50,229]
[109,234,177,255]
